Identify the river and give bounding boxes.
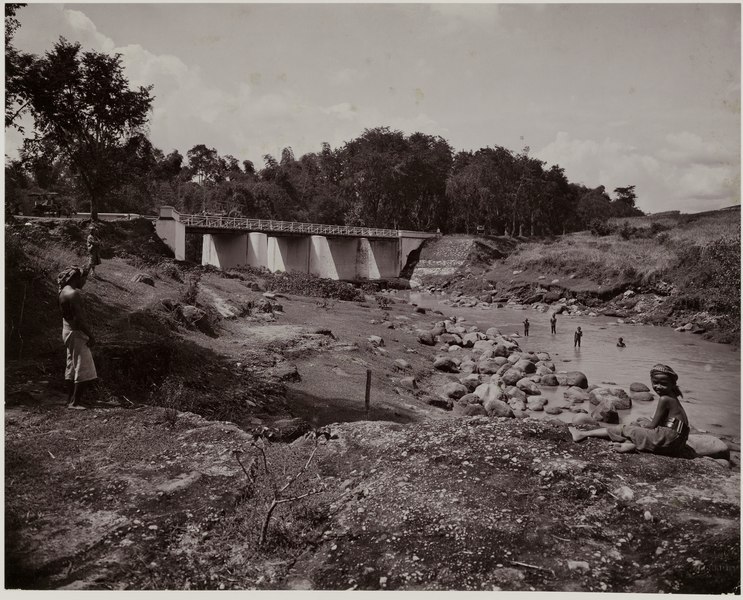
[405,292,741,443]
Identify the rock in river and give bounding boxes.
[687,435,730,460]
[565,371,589,389]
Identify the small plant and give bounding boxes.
[375,295,391,310]
[234,426,332,547]
[181,273,200,305]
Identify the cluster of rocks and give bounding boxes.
[414,316,594,416]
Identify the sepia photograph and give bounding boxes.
[4,1,741,593]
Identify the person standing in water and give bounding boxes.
[574,326,583,348]
[523,318,530,337]
[550,313,557,334]
[617,337,626,348]
[569,364,689,455]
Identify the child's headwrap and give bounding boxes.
[650,363,682,397]
[57,266,83,292]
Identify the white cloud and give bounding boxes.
[63,9,115,53]
[659,131,736,166]
[536,131,739,213]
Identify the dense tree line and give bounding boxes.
[5,4,642,231]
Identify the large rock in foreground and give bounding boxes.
[687,435,731,460]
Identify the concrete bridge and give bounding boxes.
[155,206,438,280]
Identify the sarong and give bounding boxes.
[607,423,687,455]
[62,321,97,383]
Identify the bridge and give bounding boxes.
[155,206,438,280]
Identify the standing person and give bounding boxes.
[574,326,583,348]
[86,224,101,277]
[550,313,557,334]
[57,265,97,409]
[569,364,689,455]
[523,318,530,337]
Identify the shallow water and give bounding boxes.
[406,292,741,442]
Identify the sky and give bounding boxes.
[4,1,741,214]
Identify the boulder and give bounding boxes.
[686,435,730,460]
[473,339,496,353]
[459,374,483,392]
[478,359,502,375]
[541,374,559,386]
[572,414,600,428]
[427,397,454,410]
[508,398,527,412]
[483,398,514,418]
[516,378,541,396]
[393,358,411,371]
[440,333,463,345]
[400,377,417,390]
[564,386,589,403]
[433,357,459,373]
[447,345,463,353]
[513,409,529,419]
[180,305,207,325]
[505,386,527,401]
[536,360,555,371]
[590,400,619,424]
[501,368,524,387]
[507,354,521,365]
[485,327,501,339]
[442,382,469,400]
[545,407,563,415]
[458,393,482,406]
[418,331,436,346]
[631,391,655,403]
[527,398,546,411]
[493,343,510,358]
[368,335,384,347]
[565,371,589,389]
[474,382,508,404]
[514,359,537,374]
[461,332,481,348]
[462,404,487,417]
[630,382,650,393]
[273,364,301,382]
[589,388,631,410]
[459,359,477,375]
[536,352,551,362]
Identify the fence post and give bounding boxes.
[365,369,372,419]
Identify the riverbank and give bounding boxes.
[4,217,740,591]
[409,208,740,346]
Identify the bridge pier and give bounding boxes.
[155,206,186,260]
[309,236,358,279]
[267,236,311,273]
[247,232,268,269]
[202,233,248,270]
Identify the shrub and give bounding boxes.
[589,219,612,236]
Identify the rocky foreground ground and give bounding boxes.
[5,399,739,592]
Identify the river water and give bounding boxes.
[405,292,741,442]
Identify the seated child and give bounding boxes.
[569,364,689,454]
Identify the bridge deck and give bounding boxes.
[178,213,401,238]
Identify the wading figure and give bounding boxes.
[617,337,626,348]
[574,326,583,348]
[523,318,530,337]
[569,364,689,455]
[58,265,97,409]
[550,313,557,334]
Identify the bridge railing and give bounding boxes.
[177,213,400,238]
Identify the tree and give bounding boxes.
[19,38,153,219]
[613,185,637,208]
[5,4,36,131]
